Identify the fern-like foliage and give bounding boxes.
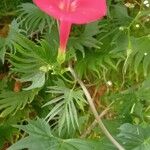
[0,89,38,117]
[18,3,54,33]
[72,20,125,79]
[109,75,150,120]
[124,36,150,78]
[8,118,96,150]
[44,80,87,134]
[0,0,31,14]
[0,37,5,62]
[68,22,100,56]
[9,31,57,90]
[0,20,20,62]
[75,49,122,79]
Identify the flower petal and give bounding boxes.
[68,0,107,24]
[33,0,107,24]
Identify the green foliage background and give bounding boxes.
[0,0,31,14]
[0,0,150,149]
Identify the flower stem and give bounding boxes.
[68,63,125,150]
[80,102,114,138]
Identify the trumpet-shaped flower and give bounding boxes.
[33,0,107,62]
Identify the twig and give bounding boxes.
[80,105,111,138]
[68,63,125,150]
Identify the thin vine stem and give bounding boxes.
[68,63,125,150]
[80,102,114,138]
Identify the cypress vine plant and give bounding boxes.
[0,0,150,150]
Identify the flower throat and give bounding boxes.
[59,0,78,12]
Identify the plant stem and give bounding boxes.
[68,64,125,150]
[80,104,111,138]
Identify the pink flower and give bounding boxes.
[33,0,107,62]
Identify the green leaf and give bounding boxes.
[136,76,150,102]
[75,50,119,78]
[112,4,131,25]
[0,125,17,148]
[118,123,150,150]
[125,36,150,77]
[8,118,97,150]
[68,22,100,56]
[44,80,87,134]
[9,32,56,90]
[20,71,45,90]
[0,20,20,63]
[18,3,53,33]
[0,37,6,63]
[0,89,38,117]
